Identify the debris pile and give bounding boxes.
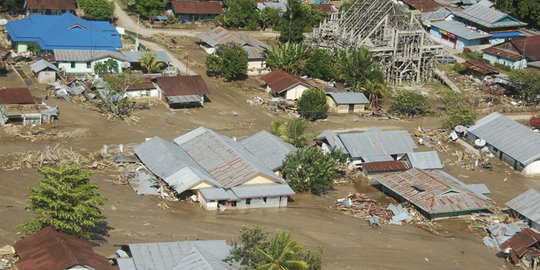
[0,124,88,142]
[0,245,16,269]
[461,212,524,250]
[411,126,450,152]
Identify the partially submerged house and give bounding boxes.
[371,168,495,219]
[154,75,209,108]
[261,69,311,100]
[116,240,234,270]
[53,49,127,74]
[240,130,296,171]
[14,227,116,270]
[6,13,121,52]
[31,59,59,83]
[499,229,540,269]
[325,91,369,113]
[171,1,223,23]
[25,0,76,15]
[506,189,540,231]
[466,112,540,176]
[482,35,540,70]
[198,27,268,75]
[134,127,295,210]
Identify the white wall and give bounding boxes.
[285,85,308,100]
[125,89,160,98]
[523,160,540,177]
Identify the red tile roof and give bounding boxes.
[25,0,76,11]
[14,227,116,270]
[402,0,441,12]
[127,78,156,91]
[510,35,540,61]
[171,1,223,15]
[260,69,311,94]
[155,75,210,96]
[363,161,409,173]
[0,88,36,104]
[462,61,500,75]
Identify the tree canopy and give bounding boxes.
[94,59,120,75]
[495,0,540,28]
[336,47,384,91]
[263,42,310,74]
[139,52,164,74]
[18,164,106,240]
[302,49,335,81]
[0,0,24,12]
[134,0,166,17]
[279,0,308,43]
[218,0,259,30]
[79,0,114,21]
[391,91,429,116]
[442,103,476,129]
[270,118,310,147]
[508,69,540,105]
[259,7,281,30]
[297,87,328,120]
[255,231,308,270]
[205,42,248,81]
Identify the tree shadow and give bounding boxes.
[89,220,113,247]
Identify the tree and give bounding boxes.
[94,59,120,75]
[0,0,24,12]
[336,47,384,90]
[263,42,310,74]
[139,52,164,74]
[270,118,310,147]
[259,7,281,30]
[297,87,328,120]
[281,146,341,195]
[362,78,389,108]
[255,231,308,270]
[79,0,114,20]
[27,42,42,56]
[302,49,335,81]
[205,43,248,81]
[18,164,106,240]
[496,0,540,28]
[391,91,429,116]
[508,69,540,105]
[442,103,476,129]
[135,0,166,17]
[279,0,307,43]
[98,69,143,118]
[218,0,259,30]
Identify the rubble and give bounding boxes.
[0,245,16,269]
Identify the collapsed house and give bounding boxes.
[500,229,540,269]
[311,0,443,83]
[506,189,540,231]
[371,168,495,219]
[134,127,296,210]
[466,112,540,176]
[0,87,57,125]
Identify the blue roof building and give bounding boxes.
[6,13,121,52]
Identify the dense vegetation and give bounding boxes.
[495,0,540,28]
[78,0,114,21]
[297,87,328,120]
[205,43,248,81]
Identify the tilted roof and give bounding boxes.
[0,88,36,104]
[406,151,443,169]
[121,51,171,63]
[199,27,267,60]
[155,75,209,97]
[171,1,223,15]
[315,129,346,151]
[499,229,540,263]
[372,169,495,215]
[454,3,527,29]
[506,189,540,226]
[53,49,127,62]
[467,112,540,166]
[31,59,60,73]
[6,13,121,51]
[261,69,311,94]
[462,60,500,75]
[174,127,284,187]
[327,91,369,105]
[431,20,491,40]
[14,227,116,270]
[127,78,156,91]
[25,0,76,11]
[482,35,540,61]
[421,7,452,22]
[240,130,296,171]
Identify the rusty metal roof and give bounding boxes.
[402,0,442,12]
[362,161,409,173]
[499,229,540,264]
[127,79,155,91]
[14,227,116,270]
[171,1,223,15]
[0,88,36,105]
[372,168,495,216]
[155,75,209,97]
[462,61,500,75]
[25,0,76,11]
[260,69,311,94]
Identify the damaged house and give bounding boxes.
[506,189,540,231]
[0,87,57,125]
[500,229,540,269]
[134,127,296,211]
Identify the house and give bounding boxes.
[462,60,500,78]
[420,7,453,26]
[482,35,540,69]
[499,229,540,269]
[371,168,495,219]
[13,227,116,270]
[53,49,127,74]
[171,1,223,23]
[154,75,209,108]
[115,240,234,270]
[325,91,369,113]
[240,130,296,171]
[429,20,491,49]
[261,69,311,100]
[466,112,540,176]
[506,189,540,231]
[403,151,443,170]
[125,78,160,99]
[25,0,76,15]
[198,27,268,75]
[134,127,295,210]
[0,87,57,125]
[31,59,59,83]
[401,0,442,13]
[361,161,409,175]
[120,51,171,71]
[453,3,527,45]
[6,13,121,52]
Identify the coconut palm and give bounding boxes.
[363,78,390,108]
[139,52,164,74]
[262,42,310,74]
[337,47,381,90]
[255,231,309,270]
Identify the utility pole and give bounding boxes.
[136,14,140,51]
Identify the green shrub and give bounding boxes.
[442,103,476,129]
[391,91,429,116]
[452,63,467,74]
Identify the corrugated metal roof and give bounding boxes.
[0,88,36,105]
[231,183,295,199]
[327,92,369,105]
[53,49,127,62]
[173,247,237,270]
[454,3,527,29]
[406,151,443,169]
[338,128,417,160]
[116,258,137,270]
[241,130,296,171]
[467,112,540,166]
[126,240,231,270]
[506,189,540,225]
[421,7,452,22]
[362,155,394,162]
[315,130,347,151]
[155,75,210,97]
[499,229,540,261]
[128,172,160,196]
[199,187,238,201]
[465,184,491,195]
[167,94,202,104]
[363,161,409,173]
[372,168,495,215]
[26,0,76,10]
[199,27,267,60]
[462,61,500,75]
[431,20,491,40]
[174,127,284,188]
[402,0,441,12]
[260,69,311,94]
[121,51,171,63]
[171,1,223,15]
[31,59,59,73]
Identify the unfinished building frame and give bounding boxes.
[311,0,443,84]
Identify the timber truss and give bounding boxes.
[311,0,443,84]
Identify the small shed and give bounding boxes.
[31,59,59,83]
[154,75,210,108]
[326,91,369,113]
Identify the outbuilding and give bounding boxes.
[506,189,540,231]
[154,75,209,108]
[31,59,59,84]
[261,69,311,100]
[53,49,127,75]
[326,91,369,113]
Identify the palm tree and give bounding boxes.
[255,231,309,270]
[285,118,310,147]
[139,52,164,74]
[263,42,310,74]
[363,79,389,108]
[337,47,381,90]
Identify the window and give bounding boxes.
[70,62,75,68]
[86,62,91,68]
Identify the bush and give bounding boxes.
[391,91,429,116]
[437,89,460,108]
[205,43,248,81]
[452,63,467,74]
[297,87,328,120]
[302,49,335,81]
[270,118,310,147]
[442,103,476,129]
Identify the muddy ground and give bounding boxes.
[0,37,539,269]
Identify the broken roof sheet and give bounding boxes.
[430,20,491,40]
[506,189,540,226]
[462,61,499,75]
[121,51,171,63]
[338,128,417,160]
[174,247,237,270]
[315,129,346,151]
[260,69,311,94]
[467,112,540,166]
[173,127,283,188]
[406,151,443,169]
[199,27,267,59]
[231,183,295,199]
[128,172,160,196]
[454,3,527,29]
[499,229,540,263]
[240,130,296,171]
[327,91,369,105]
[31,59,60,73]
[372,168,495,215]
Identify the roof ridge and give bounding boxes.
[52,228,80,267]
